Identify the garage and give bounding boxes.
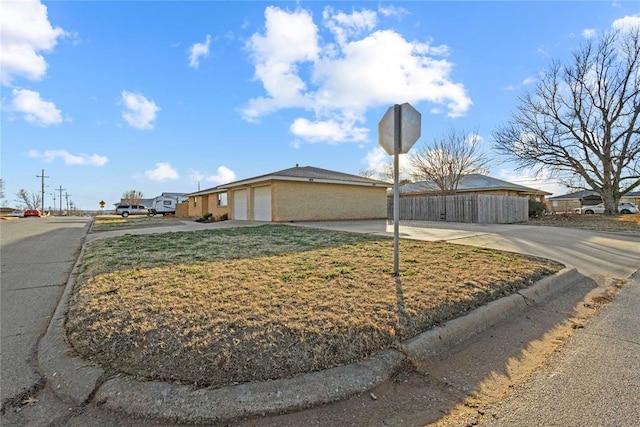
[252,186,272,221]
[232,189,247,220]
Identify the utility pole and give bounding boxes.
[57,185,66,216]
[51,192,56,215]
[64,192,71,216]
[36,169,50,213]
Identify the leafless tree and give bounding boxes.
[409,128,489,195]
[493,29,640,215]
[121,190,144,205]
[14,189,41,210]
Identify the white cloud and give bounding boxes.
[121,91,160,130]
[378,5,409,19]
[144,162,179,181]
[188,34,211,69]
[0,0,67,85]
[11,88,62,125]
[363,146,412,179]
[290,117,369,144]
[242,6,471,144]
[189,166,236,185]
[522,77,536,85]
[612,15,640,32]
[28,149,108,166]
[323,7,377,46]
[582,28,597,39]
[364,147,389,171]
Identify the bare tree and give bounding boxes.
[0,178,5,207]
[493,29,640,215]
[121,190,144,205]
[358,168,377,179]
[15,189,42,210]
[409,128,489,195]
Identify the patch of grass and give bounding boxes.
[67,224,562,388]
[528,213,640,233]
[91,215,183,232]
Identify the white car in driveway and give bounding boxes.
[581,202,639,215]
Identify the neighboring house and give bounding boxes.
[394,174,551,202]
[547,190,640,213]
[185,187,229,219]
[186,165,390,222]
[115,192,188,215]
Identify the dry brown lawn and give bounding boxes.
[67,224,562,388]
[90,215,183,232]
[528,213,640,233]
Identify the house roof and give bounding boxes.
[548,190,640,200]
[188,165,391,196]
[397,174,552,196]
[547,190,599,200]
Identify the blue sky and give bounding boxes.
[2,1,639,211]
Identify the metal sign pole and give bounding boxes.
[393,104,401,277]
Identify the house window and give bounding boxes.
[193,198,197,208]
[218,193,228,206]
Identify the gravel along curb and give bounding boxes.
[40,257,578,423]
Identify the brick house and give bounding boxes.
[185,165,390,222]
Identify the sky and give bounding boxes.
[2,0,639,211]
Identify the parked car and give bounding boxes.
[114,204,149,218]
[23,209,42,217]
[581,203,639,215]
[6,210,24,217]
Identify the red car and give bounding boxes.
[23,209,42,217]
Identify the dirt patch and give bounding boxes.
[66,224,562,389]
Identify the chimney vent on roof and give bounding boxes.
[296,164,299,167]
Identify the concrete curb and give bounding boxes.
[37,236,105,405]
[401,267,580,359]
[39,243,579,423]
[94,349,404,424]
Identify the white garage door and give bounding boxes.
[233,190,247,220]
[253,186,272,221]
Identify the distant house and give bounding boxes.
[394,174,551,202]
[547,190,640,213]
[186,165,390,222]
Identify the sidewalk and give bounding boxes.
[476,269,640,426]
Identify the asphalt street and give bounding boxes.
[0,216,91,410]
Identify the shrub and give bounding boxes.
[529,201,546,218]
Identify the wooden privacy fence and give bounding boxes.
[387,194,528,224]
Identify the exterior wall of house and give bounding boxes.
[206,193,230,219]
[272,181,387,221]
[186,194,229,218]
